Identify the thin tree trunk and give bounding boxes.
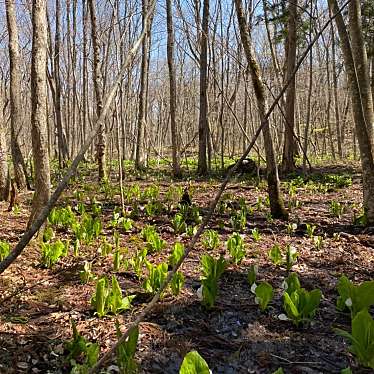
[281,0,298,173]
[235,0,288,220]
[197,0,209,175]
[0,93,8,201]
[54,0,69,166]
[28,0,51,228]
[166,0,181,177]
[88,0,107,180]
[135,0,153,170]
[5,0,29,190]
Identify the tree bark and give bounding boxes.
[166,0,181,177]
[0,93,8,201]
[54,0,69,166]
[329,0,374,224]
[88,0,107,180]
[135,0,153,170]
[281,0,298,173]
[5,0,29,191]
[28,0,51,227]
[348,0,374,143]
[197,0,209,175]
[235,0,288,219]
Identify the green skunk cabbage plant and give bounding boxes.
[116,322,139,374]
[40,240,69,268]
[285,245,298,271]
[251,228,261,242]
[172,213,187,234]
[129,249,148,279]
[230,209,246,231]
[168,242,185,268]
[142,262,168,295]
[202,229,220,251]
[226,232,245,264]
[171,271,185,296]
[91,276,134,317]
[145,231,166,253]
[335,309,374,369]
[199,255,226,308]
[65,320,99,372]
[179,350,211,374]
[247,264,258,286]
[336,275,374,318]
[79,261,96,284]
[268,244,283,266]
[255,282,274,311]
[282,280,322,326]
[0,240,11,261]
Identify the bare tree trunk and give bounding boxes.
[348,0,374,143]
[330,17,343,158]
[5,0,29,190]
[0,93,8,201]
[281,0,298,173]
[235,0,288,219]
[329,0,374,224]
[197,0,209,175]
[54,0,69,166]
[166,0,181,177]
[28,0,51,227]
[88,0,107,180]
[135,0,153,170]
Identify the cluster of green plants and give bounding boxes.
[140,225,166,252]
[49,205,77,227]
[90,275,135,317]
[268,244,298,270]
[202,229,220,250]
[40,239,69,268]
[334,275,374,369]
[65,319,139,374]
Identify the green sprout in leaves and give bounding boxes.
[227,232,245,265]
[115,322,139,374]
[336,275,374,318]
[179,350,210,374]
[168,242,185,268]
[335,309,374,369]
[199,255,226,308]
[172,213,187,234]
[202,229,220,250]
[251,228,261,242]
[0,240,11,261]
[268,244,283,266]
[255,282,274,311]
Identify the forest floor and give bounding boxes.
[0,162,373,374]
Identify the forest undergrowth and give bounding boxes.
[0,161,373,374]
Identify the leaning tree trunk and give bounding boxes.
[88,0,106,180]
[5,0,29,190]
[329,0,374,225]
[197,0,209,176]
[281,0,298,173]
[166,0,181,177]
[0,93,8,201]
[28,0,51,228]
[235,0,288,220]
